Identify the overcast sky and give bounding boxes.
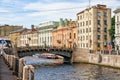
[0,0,120,28]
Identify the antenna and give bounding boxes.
[89,0,91,8]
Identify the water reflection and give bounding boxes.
[35,64,120,80]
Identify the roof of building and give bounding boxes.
[0,24,23,27]
[9,28,28,34]
[21,28,38,35]
[53,19,77,32]
[77,4,109,15]
[114,8,120,13]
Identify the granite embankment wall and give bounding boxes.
[72,48,120,68]
[72,48,89,63]
[89,54,120,68]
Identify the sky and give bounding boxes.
[0,0,120,28]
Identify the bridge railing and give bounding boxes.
[2,48,35,80]
[18,58,34,80]
[2,48,19,76]
[89,50,120,55]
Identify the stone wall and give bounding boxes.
[89,53,120,68]
[72,48,89,63]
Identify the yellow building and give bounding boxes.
[8,28,28,47]
[0,24,23,37]
[77,4,111,51]
[52,19,78,49]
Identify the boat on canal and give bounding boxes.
[31,53,64,66]
[38,53,64,65]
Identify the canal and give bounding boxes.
[34,63,120,80]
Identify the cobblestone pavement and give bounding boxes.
[0,56,17,80]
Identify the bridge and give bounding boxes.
[4,47,73,63]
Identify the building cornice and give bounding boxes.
[114,8,120,13]
[77,4,110,15]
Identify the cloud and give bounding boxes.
[0,8,9,13]
[24,0,120,17]
[24,2,88,18]
[0,0,120,28]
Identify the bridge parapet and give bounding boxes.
[16,47,73,63]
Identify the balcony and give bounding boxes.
[116,21,120,25]
[115,33,120,37]
[67,39,72,43]
[57,39,61,43]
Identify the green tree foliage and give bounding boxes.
[109,16,115,48]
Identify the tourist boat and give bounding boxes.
[39,53,62,59]
[38,53,64,65]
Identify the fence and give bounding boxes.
[89,50,120,55]
[2,49,35,80]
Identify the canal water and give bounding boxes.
[34,63,120,80]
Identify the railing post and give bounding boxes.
[9,55,13,70]
[13,56,17,75]
[29,65,34,80]
[18,58,25,80]
[23,65,29,80]
[23,65,34,80]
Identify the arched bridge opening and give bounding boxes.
[16,48,73,63]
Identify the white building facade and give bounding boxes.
[37,21,59,47]
[20,29,38,47]
[114,8,120,50]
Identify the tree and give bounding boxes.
[109,16,115,48]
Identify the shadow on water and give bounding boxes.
[34,63,120,80]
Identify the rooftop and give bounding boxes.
[114,8,120,13]
[77,4,109,15]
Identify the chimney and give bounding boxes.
[31,25,34,29]
[97,4,106,8]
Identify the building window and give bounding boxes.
[74,33,76,39]
[104,12,107,17]
[97,12,101,17]
[86,43,88,47]
[70,33,71,39]
[104,27,107,33]
[77,16,79,20]
[89,28,91,32]
[97,43,100,48]
[89,20,91,25]
[78,23,79,27]
[97,28,100,32]
[83,43,85,47]
[83,29,85,33]
[117,26,119,33]
[86,21,88,26]
[86,36,88,40]
[86,28,88,33]
[97,35,100,40]
[104,35,107,40]
[81,36,82,41]
[97,20,100,25]
[117,16,119,22]
[104,20,107,25]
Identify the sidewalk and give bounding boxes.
[0,56,17,80]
